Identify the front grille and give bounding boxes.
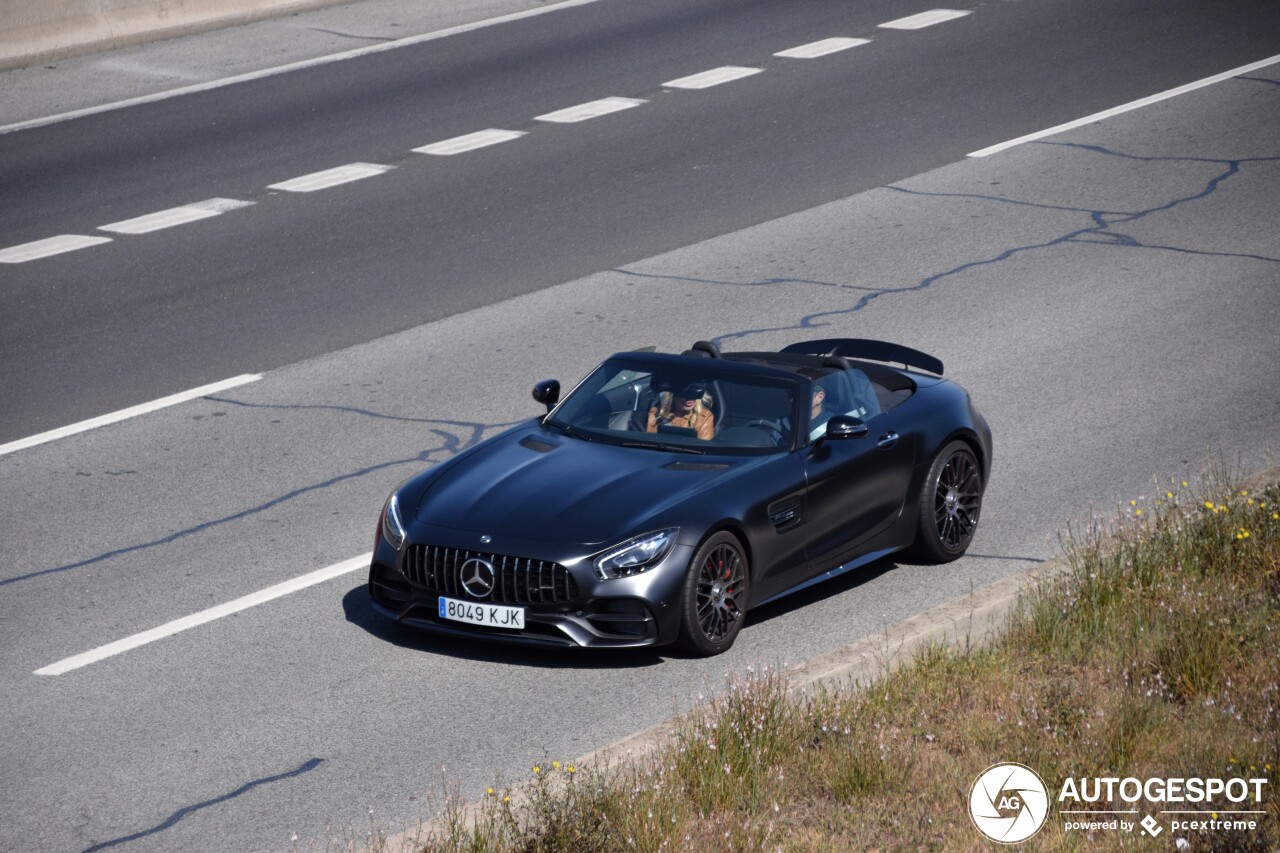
[401,545,579,604]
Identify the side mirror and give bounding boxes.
[532,379,560,412]
[824,415,868,440]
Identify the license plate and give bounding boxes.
[438,597,525,630]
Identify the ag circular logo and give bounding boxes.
[969,763,1050,844]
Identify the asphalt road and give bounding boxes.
[2,0,1278,442]
[0,0,1278,850]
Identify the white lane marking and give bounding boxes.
[663,66,764,90]
[969,53,1280,157]
[98,198,255,234]
[0,0,610,137]
[0,374,261,457]
[535,97,647,123]
[268,163,394,193]
[35,553,371,675]
[0,234,112,263]
[775,38,871,59]
[879,9,971,29]
[414,129,527,155]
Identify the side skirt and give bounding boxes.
[755,546,904,608]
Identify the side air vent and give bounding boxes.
[768,497,802,532]
[519,436,558,453]
[662,461,731,471]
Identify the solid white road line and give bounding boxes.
[663,66,764,90]
[99,198,255,234]
[0,234,112,263]
[879,9,971,30]
[35,553,372,675]
[414,129,527,155]
[969,53,1280,157]
[0,0,611,137]
[268,163,394,192]
[0,374,262,457]
[535,97,647,123]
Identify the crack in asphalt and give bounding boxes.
[303,26,396,42]
[613,138,1280,348]
[4,398,530,586]
[3,433,456,588]
[16,111,1276,587]
[80,758,323,852]
[203,395,526,450]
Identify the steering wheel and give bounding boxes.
[740,419,785,445]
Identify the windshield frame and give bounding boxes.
[544,352,806,456]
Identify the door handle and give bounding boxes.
[877,432,900,449]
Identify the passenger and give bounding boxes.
[647,382,715,440]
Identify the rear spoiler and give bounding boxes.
[780,339,944,375]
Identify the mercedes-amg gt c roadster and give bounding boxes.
[369,339,991,655]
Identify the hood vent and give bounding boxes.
[662,461,731,471]
[519,436,558,453]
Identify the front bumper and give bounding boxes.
[367,535,692,649]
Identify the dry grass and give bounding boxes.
[355,472,1280,853]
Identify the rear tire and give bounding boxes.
[676,532,750,656]
[910,440,983,563]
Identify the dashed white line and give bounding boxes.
[0,234,112,264]
[879,9,971,29]
[969,53,1280,157]
[34,553,371,675]
[535,97,647,123]
[663,66,764,90]
[268,163,395,193]
[775,38,871,59]
[0,0,612,137]
[0,374,262,457]
[99,198,255,234]
[414,129,527,155]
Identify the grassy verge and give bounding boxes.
[380,472,1279,852]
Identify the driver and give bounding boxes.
[647,382,715,440]
[808,385,832,442]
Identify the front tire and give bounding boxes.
[676,532,750,656]
[910,440,983,563]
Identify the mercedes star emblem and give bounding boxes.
[459,557,496,599]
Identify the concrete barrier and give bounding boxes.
[0,0,344,70]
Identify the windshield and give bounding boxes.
[548,358,798,454]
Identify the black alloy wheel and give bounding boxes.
[678,531,750,656]
[911,440,983,562]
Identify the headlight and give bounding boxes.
[382,493,407,551]
[594,528,678,580]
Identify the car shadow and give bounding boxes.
[341,586,668,669]
[742,556,899,628]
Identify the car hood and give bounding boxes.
[412,427,750,546]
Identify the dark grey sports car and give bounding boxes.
[368,339,991,655]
